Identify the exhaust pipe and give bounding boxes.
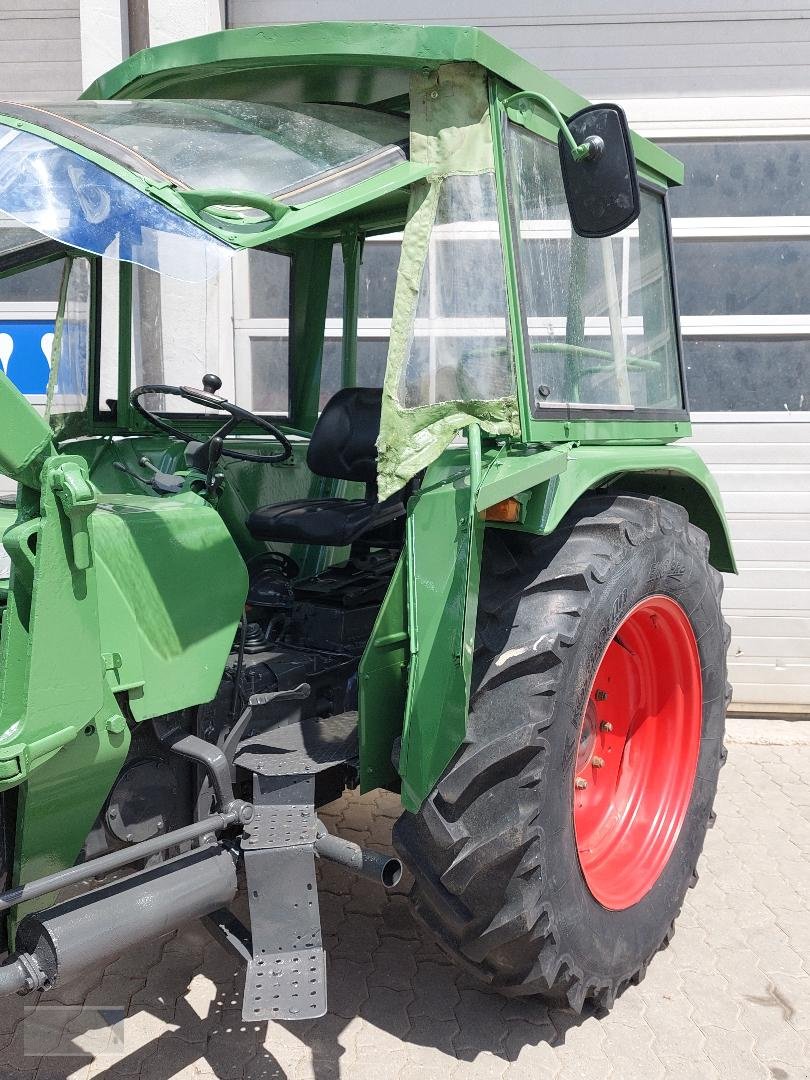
[314,824,402,888]
[4,844,237,995]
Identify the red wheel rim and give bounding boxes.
[573,595,702,910]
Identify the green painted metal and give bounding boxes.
[397,444,485,812]
[502,90,593,161]
[358,554,409,793]
[390,435,733,810]
[81,23,682,188]
[10,681,129,935]
[0,23,732,903]
[514,443,735,573]
[0,373,54,488]
[0,439,246,915]
[0,108,429,253]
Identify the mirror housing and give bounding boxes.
[558,104,640,239]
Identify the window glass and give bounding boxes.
[320,237,400,407]
[21,100,408,206]
[675,240,810,316]
[0,125,233,283]
[397,173,514,409]
[0,251,63,304]
[0,210,54,259]
[507,124,682,412]
[249,339,289,414]
[48,257,90,417]
[0,256,64,396]
[133,248,290,416]
[248,248,291,320]
[684,338,810,412]
[662,139,810,218]
[359,240,400,318]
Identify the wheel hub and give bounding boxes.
[573,594,702,910]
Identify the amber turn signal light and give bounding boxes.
[483,497,522,523]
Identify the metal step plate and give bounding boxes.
[241,773,327,1021]
[234,711,358,778]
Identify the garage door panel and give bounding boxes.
[727,662,810,685]
[729,636,810,659]
[692,443,810,465]
[722,492,810,514]
[725,519,810,542]
[722,588,810,611]
[731,540,810,562]
[690,422,810,443]
[703,468,810,491]
[725,680,810,706]
[727,614,810,639]
[722,567,810,589]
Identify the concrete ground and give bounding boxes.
[1,721,808,1080]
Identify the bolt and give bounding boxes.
[595,690,608,701]
[592,756,605,769]
[600,721,613,732]
[575,778,588,790]
[105,714,126,735]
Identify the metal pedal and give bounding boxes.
[241,772,327,1021]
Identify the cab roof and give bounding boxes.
[82,21,683,187]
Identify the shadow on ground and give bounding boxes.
[0,790,595,1080]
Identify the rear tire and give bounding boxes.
[394,494,730,1010]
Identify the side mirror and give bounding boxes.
[557,104,640,239]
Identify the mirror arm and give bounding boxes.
[502,91,593,161]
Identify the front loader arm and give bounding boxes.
[0,372,54,490]
[0,386,247,931]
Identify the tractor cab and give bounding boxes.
[0,25,733,1023]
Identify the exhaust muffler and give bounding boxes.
[6,844,237,994]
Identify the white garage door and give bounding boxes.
[689,417,810,712]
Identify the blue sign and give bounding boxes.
[0,320,55,394]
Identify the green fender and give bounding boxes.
[365,440,734,814]
[489,443,736,574]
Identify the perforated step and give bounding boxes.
[240,772,327,1021]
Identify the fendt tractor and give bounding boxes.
[0,23,733,1020]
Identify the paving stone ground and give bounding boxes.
[1,735,808,1080]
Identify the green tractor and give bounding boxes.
[0,23,733,1018]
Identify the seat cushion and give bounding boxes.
[306,387,382,486]
[247,495,403,547]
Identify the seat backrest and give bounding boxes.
[306,387,382,487]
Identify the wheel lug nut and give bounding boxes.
[575,778,588,789]
[591,756,605,769]
[600,721,613,732]
[595,689,608,701]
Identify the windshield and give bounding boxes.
[0,124,235,282]
[2,100,409,205]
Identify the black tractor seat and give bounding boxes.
[247,387,404,547]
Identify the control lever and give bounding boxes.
[114,457,185,495]
[221,682,311,766]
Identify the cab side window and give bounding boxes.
[507,122,683,415]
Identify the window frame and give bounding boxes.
[631,103,810,420]
[502,114,689,424]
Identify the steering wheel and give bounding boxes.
[130,374,293,464]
